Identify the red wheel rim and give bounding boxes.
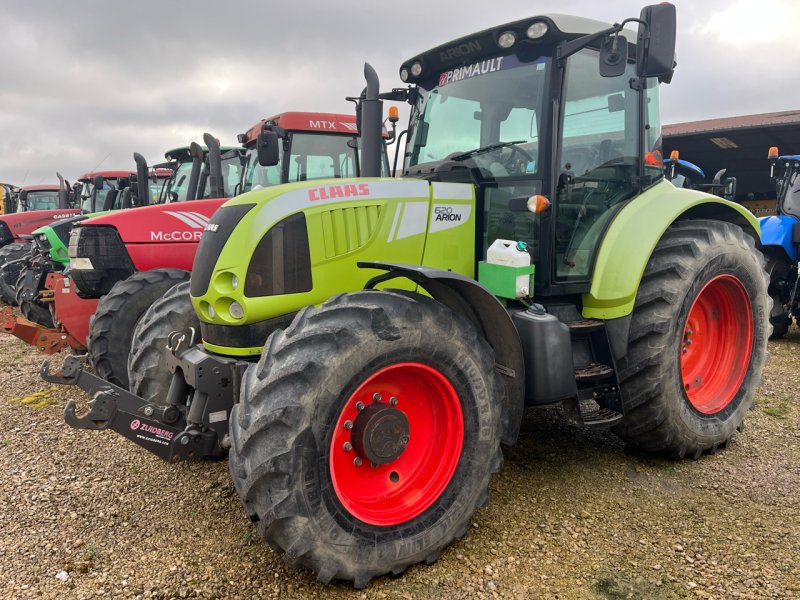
[329,362,464,526]
[680,274,753,414]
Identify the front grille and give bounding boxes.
[244,212,312,297]
[190,203,255,297]
[68,225,136,297]
[201,312,295,349]
[0,221,12,246]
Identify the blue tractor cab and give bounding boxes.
[760,150,800,337]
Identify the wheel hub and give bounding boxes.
[351,402,409,465]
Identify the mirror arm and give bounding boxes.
[557,17,648,64]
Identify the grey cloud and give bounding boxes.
[1,0,797,184]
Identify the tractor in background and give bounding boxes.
[0,182,81,303]
[663,150,737,199]
[760,148,800,338]
[47,5,769,586]
[1,183,19,215]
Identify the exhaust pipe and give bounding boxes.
[359,63,383,178]
[56,172,69,209]
[203,133,225,199]
[133,152,150,206]
[187,142,204,201]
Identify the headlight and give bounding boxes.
[229,301,244,319]
[526,22,548,39]
[497,31,517,49]
[410,62,423,77]
[70,257,94,270]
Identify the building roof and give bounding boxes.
[664,110,800,137]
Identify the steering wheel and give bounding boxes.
[495,145,536,175]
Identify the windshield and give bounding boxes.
[80,178,123,212]
[165,160,195,202]
[405,55,548,176]
[242,146,282,193]
[24,190,60,211]
[289,133,361,181]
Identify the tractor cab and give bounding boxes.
[238,112,390,194]
[159,143,243,203]
[769,150,800,219]
[77,171,139,212]
[397,13,670,292]
[17,184,63,212]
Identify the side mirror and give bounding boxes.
[19,190,28,208]
[599,34,628,78]
[93,174,104,189]
[636,3,676,81]
[723,177,737,201]
[257,130,280,167]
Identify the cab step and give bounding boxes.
[579,403,624,428]
[565,318,605,334]
[574,362,614,384]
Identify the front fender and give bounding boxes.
[583,180,761,320]
[758,215,798,262]
[359,262,525,447]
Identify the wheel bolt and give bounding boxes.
[344,420,353,430]
[343,441,352,452]
[355,401,365,411]
[389,397,398,406]
[353,457,363,467]
[401,436,409,445]
[372,392,382,402]
[180,436,189,446]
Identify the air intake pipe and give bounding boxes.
[359,63,383,178]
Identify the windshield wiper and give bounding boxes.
[450,140,527,162]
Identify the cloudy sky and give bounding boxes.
[1,0,798,185]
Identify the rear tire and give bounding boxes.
[88,268,190,389]
[0,242,31,305]
[229,291,503,587]
[128,281,200,404]
[613,220,769,458]
[766,257,792,339]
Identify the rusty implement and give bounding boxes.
[1,306,86,353]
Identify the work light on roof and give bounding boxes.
[410,62,423,77]
[526,21,548,39]
[399,68,409,82]
[497,31,517,49]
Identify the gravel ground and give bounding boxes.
[1,327,799,600]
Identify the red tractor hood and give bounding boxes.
[80,198,228,244]
[1,209,82,239]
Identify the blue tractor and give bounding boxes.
[664,151,737,200]
[760,148,800,338]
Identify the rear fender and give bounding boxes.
[584,181,761,320]
[758,214,798,262]
[359,261,525,446]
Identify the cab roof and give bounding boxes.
[164,146,239,161]
[239,111,390,146]
[20,184,60,192]
[400,13,637,86]
[79,170,135,181]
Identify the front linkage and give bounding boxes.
[42,330,247,461]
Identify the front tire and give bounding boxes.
[229,291,502,587]
[87,268,190,389]
[614,220,769,458]
[128,281,200,404]
[0,242,31,305]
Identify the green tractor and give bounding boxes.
[47,4,769,587]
